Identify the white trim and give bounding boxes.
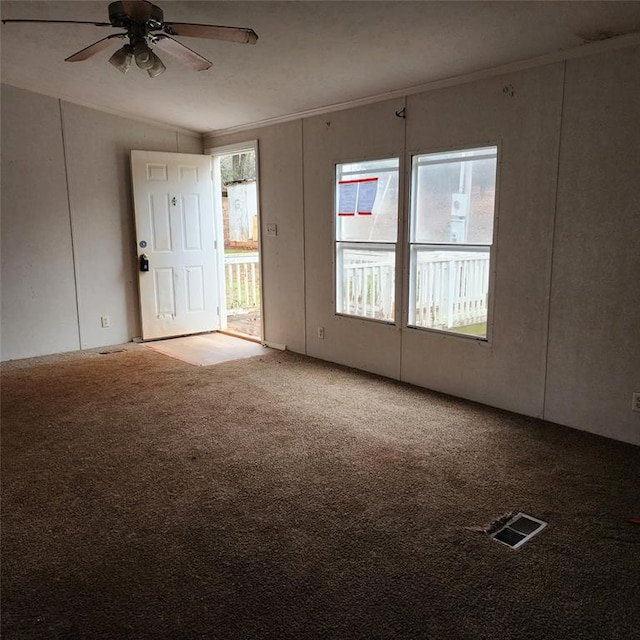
[204,141,258,156]
[406,142,500,342]
[264,341,286,351]
[204,32,640,139]
[209,154,229,331]
[334,158,401,325]
[207,140,264,342]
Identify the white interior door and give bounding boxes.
[131,150,220,340]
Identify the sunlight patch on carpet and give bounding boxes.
[145,332,266,366]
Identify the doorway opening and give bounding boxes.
[210,142,262,342]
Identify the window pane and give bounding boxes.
[409,247,491,338]
[412,147,497,244]
[336,158,399,243]
[336,245,395,322]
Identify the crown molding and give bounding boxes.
[204,30,640,141]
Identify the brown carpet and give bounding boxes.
[1,346,639,639]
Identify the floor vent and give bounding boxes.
[490,512,547,549]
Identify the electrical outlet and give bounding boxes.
[632,392,640,413]
[101,316,111,328]
[317,326,324,339]
[265,223,278,237]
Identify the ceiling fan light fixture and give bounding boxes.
[133,41,154,70]
[3,0,259,77]
[108,44,132,73]
[147,53,166,77]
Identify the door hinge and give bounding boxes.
[216,306,220,316]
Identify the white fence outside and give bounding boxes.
[412,251,490,330]
[224,252,260,313]
[339,250,490,330]
[341,256,395,321]
[226,250,490,330]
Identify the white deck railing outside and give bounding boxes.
[412,251,490,330]
[224,253,260,313]
[226,250,490,330]
[339,250,490,329]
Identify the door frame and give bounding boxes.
[205,140,265,343]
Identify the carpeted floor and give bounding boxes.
[1,345,639,639]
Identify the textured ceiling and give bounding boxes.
[2,1,640,134]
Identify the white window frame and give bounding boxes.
[407,144,499,341]
[334,158,401,324]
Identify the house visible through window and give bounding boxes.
[408,146,498,339]
[335,158,400,322]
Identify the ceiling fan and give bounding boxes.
[1,0,258,77]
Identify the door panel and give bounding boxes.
[131,150,220,340]
[150,194,172,251]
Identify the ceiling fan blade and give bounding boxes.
[161,22,258,44]
[120,0,153,23]
[65,34,126,62]
[154,35,212,71]
[1,19,112,27]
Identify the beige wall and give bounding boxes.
[3,43,638,444]
[206,45,640,445]
[544,47,640,443]
[1,85,202,359]
[1,88,80,358]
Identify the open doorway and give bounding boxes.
[209,142,262,342]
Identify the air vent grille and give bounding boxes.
[491,512,547,549]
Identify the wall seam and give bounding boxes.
[254,140,267,346]
[58,100,84,350]
[541,60,567,420]
[301,118,308,355]
[398,95,408,382]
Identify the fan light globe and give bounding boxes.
[147,53,166,78]
[133,41,154,70]
[108,45,133,73]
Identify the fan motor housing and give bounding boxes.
[108,1,164,29]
